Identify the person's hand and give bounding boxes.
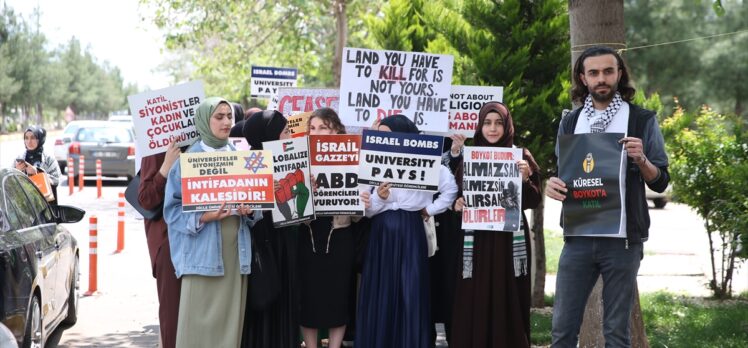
[235,204,253,216]
[200,202,232,223]
[25,165,38,175]
[274,180,281,193]
[360,190,371,209]
[159,139,181,177]
[14,160,26,172]
[454,197,465,212]
[420,208,430,221]
[310,173,318,194]
[545,177,567,201]
[619,137,647,165]
[517,159,532,182]
[376,182,391,200]
[449,134,466,156]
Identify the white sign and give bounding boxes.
[449,85,503,137]
[339,47,454,133]
[271,88,340,117]
[461,146,523,232]
[263,136,315,227]
[128,81,205,158]
[251,66,298,98]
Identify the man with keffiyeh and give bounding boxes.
[545,46,670,348]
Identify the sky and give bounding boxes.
[5,0,171,90]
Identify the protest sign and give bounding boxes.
[559,133,626,237]
[448,85,503,137]
[358,129,443,192]
[461,147,523,232]
[273,88,339,117]
[180,150,275,212]
[339,47,454,133]
[250,66,298,98]
[309,134,364,216]
[128,81,205,158]
[229,137,251,151]
[264,136,315,227]
[287,112,312,138]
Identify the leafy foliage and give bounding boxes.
[662,104,748,297]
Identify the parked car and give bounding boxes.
[646,184,673,209]
[107,115,133,123]
[66,121,137,181]
[53,121,87,173]
[0,168,84,348]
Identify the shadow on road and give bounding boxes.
[46,324,159,348]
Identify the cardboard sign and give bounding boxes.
[558,133,626,237]
[250,66,298,98]
[128,81,205,157]
[264,137,315,227]
[180,150,275,212]
[287,112,312,138]
[309,134,364,216]
[358,129,443,192]
[273,88,340,117]
[339,47,454,133]
[448,85,503,137]
[461,147,523,232]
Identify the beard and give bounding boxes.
[588,82,619,103]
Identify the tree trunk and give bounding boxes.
[36,103,44,127]
[532,185,547,308]
[569,0,648,346]
[0,102,5,133]
[331,0,348,88]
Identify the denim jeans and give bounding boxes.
[551,237,642,348]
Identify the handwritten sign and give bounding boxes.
[128,81,205,157]
[250,66,298,98]
[461,147,523,232]
[264,136,315,227]
[358,129,443,192]
[339,47,454,133]
[309,134,364,216]
[449,85,503,137]
[180,150,275,212]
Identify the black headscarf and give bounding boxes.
[242,110,288,150]
[378,114,419,134]
[24,125,46,166]
[231,103,244,125]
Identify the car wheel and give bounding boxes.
[23,295,42,348]
[62,256,79,325]
[653,198,667,209]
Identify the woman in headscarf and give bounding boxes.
[163,97,261,348]
[14,125,61,202]
[448,101,541,348]
[241,110,301,348]
[357,115,458,348]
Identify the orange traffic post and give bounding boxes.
[96,159,102,198]
[67,157,74,196]
[78,155,85,192]
[84,216,98,296]
[116,192,125,253]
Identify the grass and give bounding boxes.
[530,292,748,347]
[543,229,563,274]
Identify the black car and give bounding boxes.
[0,168,84,348]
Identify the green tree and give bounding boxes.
[662,105,748,298]
[144,0,382,103]
[625,0,748,117]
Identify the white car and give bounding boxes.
[53,121,86,173]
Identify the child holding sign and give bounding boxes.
[449,102,541,348]
[357,115,458,348]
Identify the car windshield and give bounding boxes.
[76,127,133,143]
[64,124,81,135]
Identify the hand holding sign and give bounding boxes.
[200,202,232,223]
[449,134,466,156]
[376,182,391,200]
[545,177,568,201]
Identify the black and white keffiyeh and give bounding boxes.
[583,92,623,133]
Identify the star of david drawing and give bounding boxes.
[245,152,268,173]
